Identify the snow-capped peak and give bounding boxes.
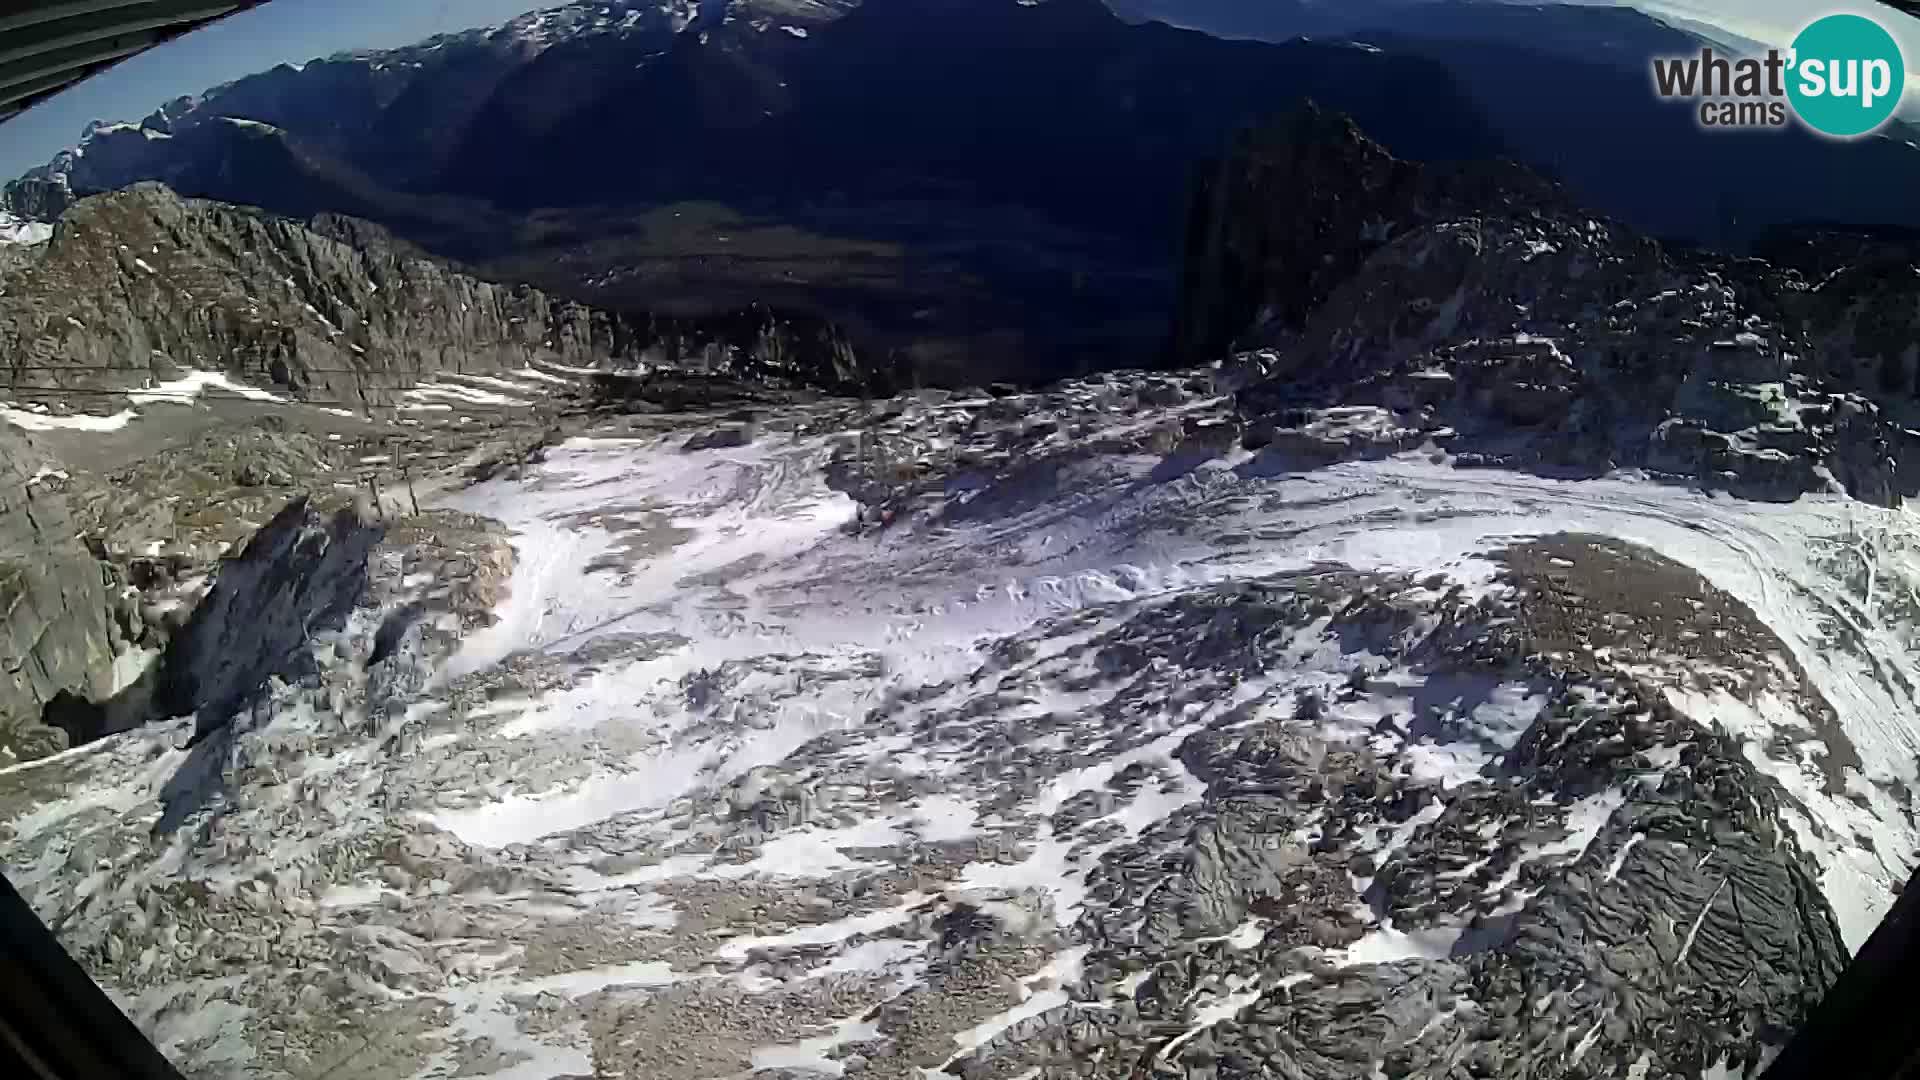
[7,0,723,194]
[491,0,707,52]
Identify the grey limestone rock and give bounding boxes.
[1183,105,1920,507]
[0,427,118,759]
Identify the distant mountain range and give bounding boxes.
[8,0,1920,379]
[1110,0,1920,246]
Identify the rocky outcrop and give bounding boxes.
[1171,106,1427,366]
[821,369,1233,529]
[0,429,118,760]
[1765,857,1920,1080]
[1176,105,1920,506]
[2,176,70,220]
[0,183,618,408]
[153,498,384,742]
[38,497,386,751]
[0,185,901,411]
[965,536,1850,1080]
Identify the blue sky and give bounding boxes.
[6,0,1920,181]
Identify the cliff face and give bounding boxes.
[1170,107,1427,366]
[0,183,622,409]
[0,184,895,411]
[154,499,384,744]
[1175,105,1920,507]
[0,429,119,761]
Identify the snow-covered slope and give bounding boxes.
[0,374,1902,1079]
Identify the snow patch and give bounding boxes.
[2,407,135,432]
[129,370,285,405]
[0,212,53,246]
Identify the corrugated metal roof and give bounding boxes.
[0,0,269,124]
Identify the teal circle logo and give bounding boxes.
[1787,14,1906,138]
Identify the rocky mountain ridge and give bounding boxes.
[1175,104,1920,507]
[0,184,893,414]
[1111,0,1920,252]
